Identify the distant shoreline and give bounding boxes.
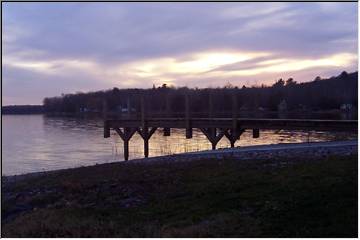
[2,105,44,114]
[2,107,357,118]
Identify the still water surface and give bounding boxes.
[2,114,356,175]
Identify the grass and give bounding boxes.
[1,154,358,237]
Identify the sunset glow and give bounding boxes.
[3,2,357,104]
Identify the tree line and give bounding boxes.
[2,105,44,114]
[41,71,357,115]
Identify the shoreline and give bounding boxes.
[2,140,357,237]
[2,140,357,182]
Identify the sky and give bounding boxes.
[2,2,358,105]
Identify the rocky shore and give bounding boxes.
[129,140,358,165]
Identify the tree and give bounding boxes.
[41,71,357,115]
[340,71,349,78]
[285,78,297,86]
[224,81,234,89]
[272,78,285,88]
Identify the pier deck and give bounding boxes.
[105,118,357,131]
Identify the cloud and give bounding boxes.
[2,2,357,104]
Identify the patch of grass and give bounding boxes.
[2,154,357,237]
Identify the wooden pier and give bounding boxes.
[103,96,357,161]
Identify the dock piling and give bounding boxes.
[201,128,225,150]
[103,99,110,138]
[253,129,260,138]
[115,127,137,161]
[185,93,192,139]
[224,128,245,148]
[164,94,171,136]
[137,127,158,158]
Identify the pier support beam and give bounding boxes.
[137,127,158,158]
[114,127,137,161]
[164,93,171,136]
[253,129,260,138]
[224,128,245,148]
[200,128,225,150]
[163,127,171,136]
[185,93,192,139]
[103,100,110,138]
[104,121,110,138]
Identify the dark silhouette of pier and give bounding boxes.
[103,94,357,161]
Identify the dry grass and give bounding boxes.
[2,154,358,237]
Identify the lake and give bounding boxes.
[2,114,357,175]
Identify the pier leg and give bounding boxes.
[200,128,225,150]
[185,93,192,139]
[114,127,137,161]
[163,127,171,136]
[164,93,171,136]
[186,126,192,139]
[224,128,245,148]
[144,139,149,158]
[103,99,110,138]
[253,129,260,138]
[230,138,235,148]
[211,141,216,150]
[124,140,129,161]
[104,121,110,138]
[137,127,158,158]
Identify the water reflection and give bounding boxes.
[2,114,357,175]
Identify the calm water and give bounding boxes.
[2,114,357,175]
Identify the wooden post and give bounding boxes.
[232,92,237,129]
[137,127,157,158]
[185,93,192,139]
[163,127,171,136]
[123,140,129,161]
[104,121,110,138]
[224,128,245,148]
[211,134,217,150]
[115,127,136,161]
[208,91,215,140]
[200,128,224,150]
[103,99,110,138]
[164,93,171,136]
[253,129,260,138]
[228,129,236,148]
[143,128,149,158]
